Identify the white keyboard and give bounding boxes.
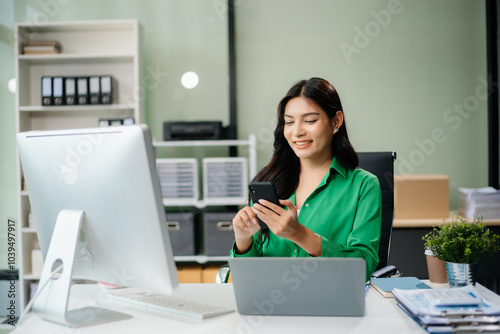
[101,288,234,319]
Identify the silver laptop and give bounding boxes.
[228,257,366,317]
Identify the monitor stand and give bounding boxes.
[32,209,132,327]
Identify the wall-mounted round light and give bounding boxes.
[181,71,199,89]
[8,78,16,94]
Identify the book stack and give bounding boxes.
[23,40,61,54]
[393,285,500,333]
[459,187,500,220]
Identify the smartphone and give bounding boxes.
[248,181,281,229]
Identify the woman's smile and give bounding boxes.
[294,140,313,148]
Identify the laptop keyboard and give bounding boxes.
[101,288,234,320]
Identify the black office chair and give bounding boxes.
[216,151,398,283]
[357,151,397,273]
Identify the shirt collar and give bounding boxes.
[290,156,348,203]
[330,156,347,179]
[317,156,347,188]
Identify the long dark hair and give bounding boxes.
[254,77,358,196]
[252,78,358,247]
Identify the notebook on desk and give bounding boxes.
[228,257,366,316]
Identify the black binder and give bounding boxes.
[89,76,100,104]
[100,75,113,104]
[41,77,53,106]
[52,77,64,105]
[64,77,76,105]
[77,77,89,105]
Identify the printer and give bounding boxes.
[163,121,224,141]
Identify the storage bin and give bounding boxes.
[203,212,236,256]
[202,158,248,206]
[165,212,197,256]
[157,159,198,206]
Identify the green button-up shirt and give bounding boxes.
[230,156,382,279]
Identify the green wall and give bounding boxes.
[0,0,16,269]
[234,0,488,204]
[0,0,488,268]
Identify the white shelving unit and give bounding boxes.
[14,19,143,308]
[154,135,257,264]
[153,136,257,208]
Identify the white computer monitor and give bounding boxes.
[17,124,179,327]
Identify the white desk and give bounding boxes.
[8,283,500,334]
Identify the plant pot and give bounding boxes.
[426,254,448,283]
[445,262,478,287]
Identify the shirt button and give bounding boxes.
[293,249,297,254]
[305,203,309,207]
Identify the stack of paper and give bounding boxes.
[459,187,500,219]
[393,286,500,333]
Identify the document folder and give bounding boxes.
[52,77,64,106]
[41,77,52,106]
[100,75,113,104]
[393,286,500,333]
[77,77,89,105]
[64,78,76,105]
[89,76,100,104]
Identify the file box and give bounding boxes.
[203,212,236,256]
[165,212,197,256]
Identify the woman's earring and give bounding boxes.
[333,128,339,134]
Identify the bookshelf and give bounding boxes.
[153,135,257,270]
[14,19,143,308]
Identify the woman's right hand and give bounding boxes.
[232,206,261,254]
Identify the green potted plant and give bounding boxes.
[422,215,500,287]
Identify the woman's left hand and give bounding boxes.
[252,199,301,240]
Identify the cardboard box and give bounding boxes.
[177,265,202,283]
[394,174,449,219]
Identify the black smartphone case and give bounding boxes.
[248,182,281,229]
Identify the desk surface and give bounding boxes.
[393,211,500,228]
[7,282,500,334]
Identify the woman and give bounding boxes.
[230,77,382,278]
